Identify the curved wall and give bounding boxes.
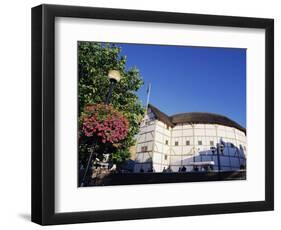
[134,110,246,173]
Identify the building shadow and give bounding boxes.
[18,213,31,222]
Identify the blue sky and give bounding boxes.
[117,43,246,128]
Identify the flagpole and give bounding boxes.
[145,83,151,112]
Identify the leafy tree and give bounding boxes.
[78,42,145,167]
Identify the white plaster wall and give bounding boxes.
[136,118,247,172]
[134,111,156,172]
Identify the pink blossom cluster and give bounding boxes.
[81,104,129,144]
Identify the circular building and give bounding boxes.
[134,104,246,173]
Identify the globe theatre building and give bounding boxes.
[134,104,247,173]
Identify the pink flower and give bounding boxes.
[81,103,129,144]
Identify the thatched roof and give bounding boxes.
[148,104,246,134]
[148,104,174,127]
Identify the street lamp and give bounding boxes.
[216,142,224,175]
[80,70,121,187]
[105,70,121,104]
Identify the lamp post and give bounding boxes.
[105,70,121,104]
[80,70,121,187]
[216,142,224,178]
[216,143,221,173]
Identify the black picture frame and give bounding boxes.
[31,4,274,225]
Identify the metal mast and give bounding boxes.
[145,83,151,112]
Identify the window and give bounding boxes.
[198,140,202,145]
[175,141,179,146]
[164,155,168,160]
[210,140,214,146]
[186,140,190,146]
[141,146,148,152]
[165,140,169,145]
[145,120,154,126]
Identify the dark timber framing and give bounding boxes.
[32,4,274,225]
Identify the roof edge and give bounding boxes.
[148,104,246,134]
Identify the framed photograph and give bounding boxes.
[31,4,274,225]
